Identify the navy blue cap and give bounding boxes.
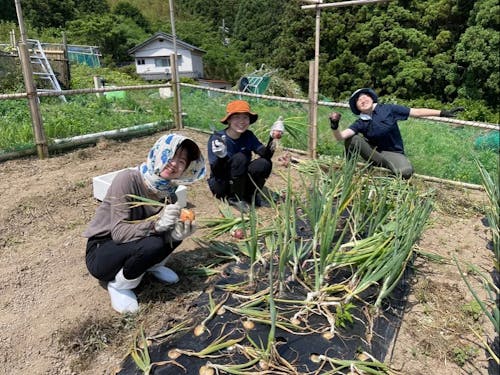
[349,88,378,115]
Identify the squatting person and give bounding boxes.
[83,133,205,314]
[329,88,464,179]
[207,100,283,212]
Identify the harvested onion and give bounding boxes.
[179,208,195,222]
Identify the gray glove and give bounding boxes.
[211,135,227,158]
[170,220,197,241]
[154,204,181,232]
[270,116,285,139]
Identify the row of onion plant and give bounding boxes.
[131,155,434,374]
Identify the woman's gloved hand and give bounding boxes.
[270,116,285,139]
[170,220,197,241]
[440,107,464,118]
[211,135,227,158]
[154,204,181,232]
[329,112,342,130]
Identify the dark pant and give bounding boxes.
[85,235,181,281]
[345,135,413,179]
[208,152,272,200]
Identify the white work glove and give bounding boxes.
[269,116,285,139]
[154,204,181,232]
[170,220,197,241]
[211,135,227,158]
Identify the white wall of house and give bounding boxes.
[131,36,204,80]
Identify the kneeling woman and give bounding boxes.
[83,133,205,314]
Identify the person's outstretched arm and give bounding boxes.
[410,107,464,118]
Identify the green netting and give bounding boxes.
[68,52,101,67]
[475,131,499,152]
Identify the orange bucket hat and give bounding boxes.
[220,100,258,124]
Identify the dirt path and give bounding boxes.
[0,129,496,374]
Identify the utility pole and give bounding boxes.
[169,0,182,129]
[15,0,49,159]
[301,0,390,159]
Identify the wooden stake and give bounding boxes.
[171,53,182,129]
[15,0,48,159]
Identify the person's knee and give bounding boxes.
[248,158,272,177]
[229,153,249,177]
[399,166,414,180]
[345,135,371,161]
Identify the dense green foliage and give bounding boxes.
[1,0,498,116]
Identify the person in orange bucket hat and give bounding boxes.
[207,100,280,212]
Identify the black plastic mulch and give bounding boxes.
[118,258,413,374]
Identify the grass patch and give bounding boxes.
[0,84,497,185]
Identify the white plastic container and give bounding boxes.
[92,168,134,201]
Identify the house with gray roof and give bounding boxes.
[128,32,206,81]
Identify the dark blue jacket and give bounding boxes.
[349,104,410,153]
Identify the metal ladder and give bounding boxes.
[25,39,66,102]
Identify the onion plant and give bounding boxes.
[240,202,259,283]
[297,155,359,291]
[198,203,250,239]
[187,152,437,370]
[454,257,499,364]
[311,352,398,374]
[130,325,173,374]
[339,183,433,307]
[475,158,499,271]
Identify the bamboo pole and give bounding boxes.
[308,61,317,158]
[301,0,390,10]
[307,4,322,159]
[15,0,48,159]
[169,0,183,129]
[171,53,182,129]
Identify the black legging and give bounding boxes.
[85,234,181,282]
[208,152,272,199]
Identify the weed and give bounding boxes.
[335,302,355,328]
[461,301,483,321]
[452,345,479,367]
[58,315,137,372]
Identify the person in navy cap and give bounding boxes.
[328,88,463,179]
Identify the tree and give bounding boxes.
[0,1,17,22]
[454,0,499,108]
[113,1,151,32]
[76,0,110,16]
[23,0,76,28]
[175,18,245,82]
[66,14,148,64]
[232,0,286,64]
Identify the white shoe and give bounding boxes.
[148,265,179,284]
[107,269,143,314]
[107,285,139,313]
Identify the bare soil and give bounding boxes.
[0,129,497,375]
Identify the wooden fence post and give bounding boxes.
[308,60,318,159]
[15,0,48,159]
[171,53,182,129]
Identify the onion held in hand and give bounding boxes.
[179,208,195,222]
[271,130,283,139]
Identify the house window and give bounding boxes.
[137,59,145,65]
[155,58,170,67]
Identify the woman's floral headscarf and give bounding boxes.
[139,133,206,197]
